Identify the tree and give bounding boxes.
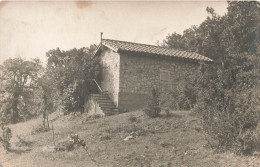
[45,45,102,114]
[0,57,43,124]
[144,88,161,118]
[163,1,260,154]
[164,7,226,67]
[195,53,260,154]
[38,74,53,129]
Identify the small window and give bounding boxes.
[160,69,170,82]
[160,69,172,90]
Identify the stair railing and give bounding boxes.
[88,79,103,93]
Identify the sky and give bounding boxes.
[0,1,228,65]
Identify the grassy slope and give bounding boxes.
[1,110,260,167]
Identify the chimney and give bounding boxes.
[100,32,103,47]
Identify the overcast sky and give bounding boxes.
[0,1,228,65]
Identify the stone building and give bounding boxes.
[86,38,212,116]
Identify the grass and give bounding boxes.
[1,110,260,167]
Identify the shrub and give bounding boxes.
[144,88,161,118]
[0,126,12,151]
[120,108,130,113]
[235,129,258,155]
[86,114,103,121]
[100,133,111,141]
[164,108,170,117]
[16,135,33,147]
[66,134,86,151]
[31,124,49,135]
[194,63,260,155]
[160,72,198,111]
[128,115,137,123]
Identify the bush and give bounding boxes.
[194,64,260,155]
[164,108,170,117]
[55,134,86,152]
[67,134,86,151]
[235,129,258,155]
[16,135,33,147]
[0,126,12,151]
[120,108,130,113]
[144,88,161,118]
[31,124,49,135]
[160,72,198,111]
[45,47,103,115]
[128,115,137,123]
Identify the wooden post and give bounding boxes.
[51,120,55,146]
[46,112,50,130]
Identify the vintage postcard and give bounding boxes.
[0,1,259,167]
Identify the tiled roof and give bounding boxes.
[96,39,213,62]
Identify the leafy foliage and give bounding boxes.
[38,74,53,129]
[195,55,260,154]
[0,58,43,124]
[0,126,12,151]
[144,88,161,118]
[45,46,102,114]
[160,72,198,111]
[163,1,260,154]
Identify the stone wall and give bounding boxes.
[99,48,120,106]
[118,52,199,110]
[84,95,104,116]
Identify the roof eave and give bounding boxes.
[93,43,102,57]
[103,43,118,52]
[118,49,213,63]
[93,43,119,58]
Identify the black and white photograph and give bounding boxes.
[0,1,259,166]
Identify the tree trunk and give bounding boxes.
[46,111,50,130]
[12,92,19,124]
[43,110,46,128]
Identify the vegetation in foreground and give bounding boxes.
[1,110,260,167]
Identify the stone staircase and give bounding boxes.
[91,92,120,116]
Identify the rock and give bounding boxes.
[160,142,172,148]
[42,146,56,152]
[123,135,134,141]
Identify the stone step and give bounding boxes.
[96,99,111,102]
[98,104,115,108]
[92,94,109,98]
[102,108,119,112]
[102,106,118,110]
[97,96,110,99]
[90,93,120,117]
[98,101,115,104]
[92,93,109,96]
[92,95,109,99]
[96,99,114,103]
[101,107,118,111]
[102,110,114,115]
[91,94,102,97]
[98,100,115,104]
[93,92,109,95]
[98,103,116,108]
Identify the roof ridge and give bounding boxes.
[101,38,213,62]
[103,38,175,50]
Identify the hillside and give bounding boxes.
[1,110,260,167]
